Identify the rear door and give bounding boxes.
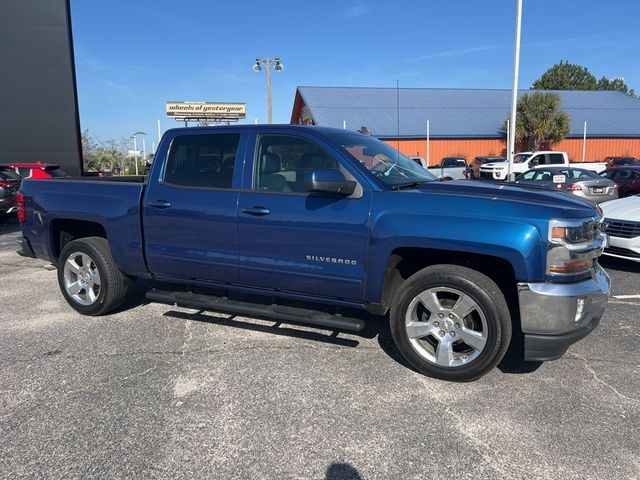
[236,129,371,301]
[143,130,247,283]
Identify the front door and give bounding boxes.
[143,131,245,284]
[237,132,371,301]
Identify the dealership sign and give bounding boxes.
[165,102,246,121]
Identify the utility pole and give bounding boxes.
[131,131,146,176]
[426,120,430,166]
[252,57,284,124]
[582,121,587,162]
[507,0,523,182]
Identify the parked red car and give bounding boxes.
[0,170,20,221]
[0,162,66,180]
[604,156,640,168]
[600,166,640,197]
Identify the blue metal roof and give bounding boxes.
[295,86,640,138]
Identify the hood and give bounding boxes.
[601,195,640,222]
[406,180,597,221]
[482,162,508,169]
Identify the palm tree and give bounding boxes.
[505,92,570,151]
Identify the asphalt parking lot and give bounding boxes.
[1,217,639,480]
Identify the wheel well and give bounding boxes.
[51,219,107,260]
[380,247,518,315]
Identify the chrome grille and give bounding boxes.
[604,220,640,239]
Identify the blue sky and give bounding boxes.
[71,0,640,144]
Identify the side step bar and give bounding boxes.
[145,289,365,332]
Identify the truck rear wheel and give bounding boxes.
[57,237,128,316]
[390,265,511,382]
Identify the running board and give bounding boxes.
[145,289,365,332]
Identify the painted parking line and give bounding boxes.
[610,295,640,306]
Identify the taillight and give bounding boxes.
[16,192,26,223]
[558,183,582,191]
[0,181,10,188]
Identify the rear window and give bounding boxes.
[164,134,239,188]
[547,154,565,165]
[441,158,466,168]
[555,169,600,180]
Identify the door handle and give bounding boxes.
[241,206,271,216]
[148,200,172,209]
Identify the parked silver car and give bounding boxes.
[514,167,618,204]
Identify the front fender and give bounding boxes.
[365,211,544,304]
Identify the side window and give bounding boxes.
[631,171,640,180]
[521,170,537,180]
[164,134,239,188]
[548,154,565,165]
[18,167,31,177]
[600,170,615,179]
[534,170,552,181]
[616,169,631,179]
[531,155,544,166]
[255,135,339,193]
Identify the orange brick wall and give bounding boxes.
[383,137,640,166]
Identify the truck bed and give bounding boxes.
[18,177,148,276]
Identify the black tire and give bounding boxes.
[57,236,129,315]
[390,264,512,382]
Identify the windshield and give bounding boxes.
[513,153,530,164]
[329,133,437,186]
[615,158,639,166]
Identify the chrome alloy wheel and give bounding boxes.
[404,287,488,367]
[63,252,101,306]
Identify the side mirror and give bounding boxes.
[305,169,356,196]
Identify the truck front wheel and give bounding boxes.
[390,265,511,382]
[57,237,129,316]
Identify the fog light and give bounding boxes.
[575,298,585,323]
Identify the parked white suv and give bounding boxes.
[601,194,640,263]
[480,151,607,180]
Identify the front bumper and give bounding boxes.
[518,265,610,361]
[479,169,506,180]
[603,234,640,263]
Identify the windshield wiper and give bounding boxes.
[391,180,431,190]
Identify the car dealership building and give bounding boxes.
[290,86,640,165]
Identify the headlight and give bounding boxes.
[547,219,604,275]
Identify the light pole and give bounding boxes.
[507,0,523,182]
[131,131,146,176]
[252,57,284,124]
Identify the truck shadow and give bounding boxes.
[156,291,537,377]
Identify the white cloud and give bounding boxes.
[344,2,371,18]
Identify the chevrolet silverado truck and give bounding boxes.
[480,151,608,180]
[16,125,610,381]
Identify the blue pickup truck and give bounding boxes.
[16,125,610,381]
